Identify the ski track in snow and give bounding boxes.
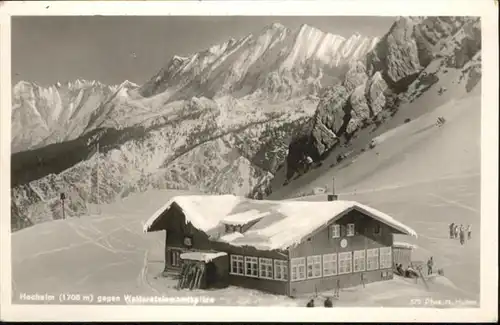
[338,172,480,197]
[427,193,479,214]
[75,260,134,286]
[15,218,141,264]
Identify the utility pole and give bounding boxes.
[60,192,66,220]
[328,177,338,201]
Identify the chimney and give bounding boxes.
[327,177,338,201]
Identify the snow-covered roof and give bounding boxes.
[180,251,227,263]
[221,210,270,226]
[143,195,417,251]
[218,232,244,243]
[393,241,418,249]
[144,194,241,233]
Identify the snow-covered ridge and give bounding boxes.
[281,24,378,70]
[11,79,126,152]
[141,22,380,100]
[169,22,378,72]
[14,78,139,94]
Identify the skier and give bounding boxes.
[454,224,460,239]
[427,257,434,275]
[467,224,472,240]
[306,298,315,307]
[449,222,455,238]
[324,297,333,308]
[304,155,313,172]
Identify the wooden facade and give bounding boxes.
[159,203,290,295]
[288,209,394,296]
[156,202,401,297]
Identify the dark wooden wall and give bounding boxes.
[289,209,395,296]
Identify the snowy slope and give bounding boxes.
[11,185,479,307]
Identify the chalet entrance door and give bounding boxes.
[206,262,216,287]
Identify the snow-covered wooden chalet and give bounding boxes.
[143,193,417,296]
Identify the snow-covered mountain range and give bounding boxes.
[11,17,482,231]
[12,79,139,153]
[12,23,378,154]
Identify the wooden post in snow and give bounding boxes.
[60,192,66,220]
[328,177,338,201]
[334,279,340,298]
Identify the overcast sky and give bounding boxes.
[12,16,395,86]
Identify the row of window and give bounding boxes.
[230,256,288,281]
[229,247,392,282]
[328,223,381,238]
[290,247,392,281]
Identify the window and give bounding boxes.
[259,258,273,279]
[274,260,288,281]
[291,257,306,281]
[230,255,244,275]
[347,223,355,237]
[366,248,379,270]
[338,252,353,274]
[374,224,381,235]
[245,256,259,277]
[307,255,322,279]
[330,224,340,238]
[169,248,182,267]
[183,236,193,247]
[379,247,392,269]
[323,253,337,276]
[225,224,243,233]
[353,250,366,272]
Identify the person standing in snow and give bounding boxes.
[454,224,460,239]
[427,257,434,275]
[459,226,465,245]
[449,222,455,238]
[467,224,472,240]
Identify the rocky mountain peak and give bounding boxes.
[290,15,482,165]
